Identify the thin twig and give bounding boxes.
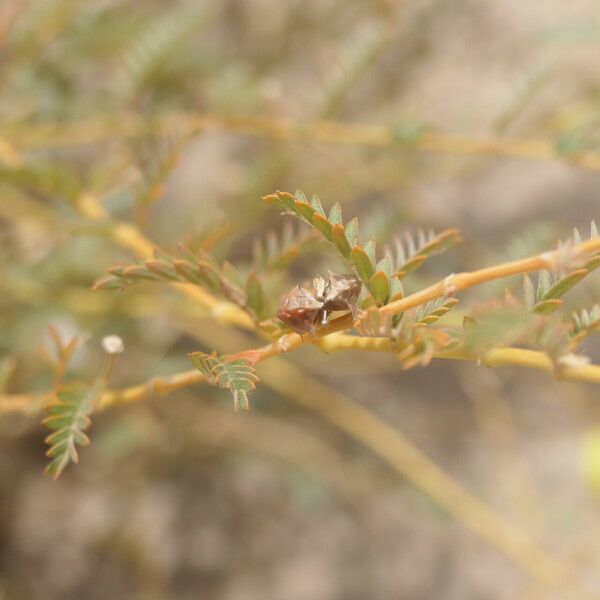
[11,112,600,172]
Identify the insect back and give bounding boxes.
[277,272,361,335]
[276,285,323,335]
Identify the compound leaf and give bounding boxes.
[189,351,259,410]
[43,382,102,479]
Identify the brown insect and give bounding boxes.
[277,272,361,335]
[276,285,323,335]
[318,271,362,322]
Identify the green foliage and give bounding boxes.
[315,22,392,118]
[252,224,319,273]
[392,298,459,350]
[189,351,259,411]
[464,303,541,355]
[129,132,189,221]
[0,163,80,204]
[521,221,599,314]
[95,249,261,315]
[42,382,102,479]
[264,190,461,307]
[115,8,212,99]
[1,0,599,507]
[522,271,569,314]
[355,298,460,368]
[463,301,572,360]
[95,222,323,327]
[384,228,463,279]
[416,297,459,325]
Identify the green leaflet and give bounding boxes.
[345,218,359,247]
[312,212,334,241]
[541,269,587,300]
[532,299,562,315]
[294,200,316,222]
[369,271,390,305]
[363,238,377,268]
[116,9,212,97]
[332,223,352,259]
[416,298,459,325]
[309,194,326,217]
[328,202,343,225]
[351,246,375,283]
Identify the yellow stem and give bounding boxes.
[316,334,600,384]
[380,239,600,317]
[4,339,599,415]
[12,112,600,172]
[1,192,581,405]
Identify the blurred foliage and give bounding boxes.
[1,0,600,598]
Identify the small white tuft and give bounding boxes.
[102,335,125,355]
[540,251,554,268]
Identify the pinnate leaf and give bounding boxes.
[43,382,102,479]
[189,351,259,410]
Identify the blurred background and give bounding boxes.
[1,0,600,598]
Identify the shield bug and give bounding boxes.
[276,285,323,335]
[318,271,362,324]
